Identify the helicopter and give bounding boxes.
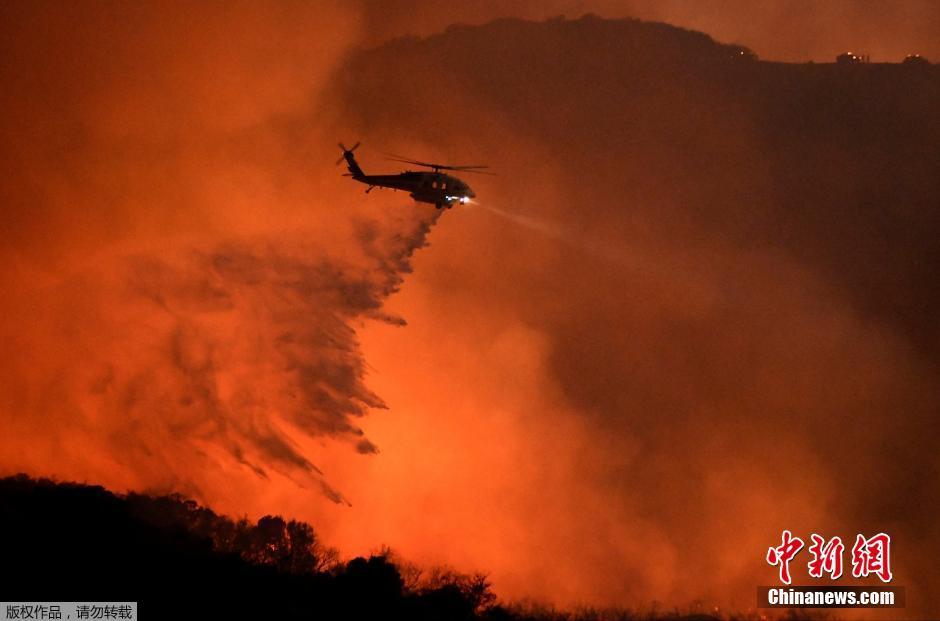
[337,142,492,209]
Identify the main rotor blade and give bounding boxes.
[384,154,439,168]
[384,153,491,172]
[453,168,498,176]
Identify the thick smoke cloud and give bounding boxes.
[0,0,445,503]
[2,2,939,618]
[319,14,940,616]
[2,211,440,503]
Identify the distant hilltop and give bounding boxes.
[370,14,932,66]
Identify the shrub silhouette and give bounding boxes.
[0,474,498,620]
[0,474,736,620]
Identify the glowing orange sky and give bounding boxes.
[1,2,938,617]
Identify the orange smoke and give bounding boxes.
[2,3,939,619]
[0,1,379,497]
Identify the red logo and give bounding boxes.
[851,533,893,583]
[767,531,892,584]
[766,530,804,585]
[807,534,844,579]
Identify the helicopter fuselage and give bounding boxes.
[351,171,475,208]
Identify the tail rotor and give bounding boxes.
[335,141,361,165]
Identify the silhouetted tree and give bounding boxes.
[0,475,515,620]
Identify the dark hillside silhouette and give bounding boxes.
[0,475,732,620]
[0,475,497,620]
